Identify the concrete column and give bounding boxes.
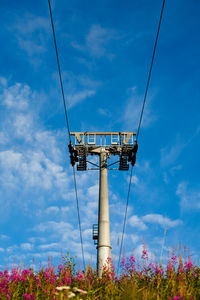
[97,150,111,276]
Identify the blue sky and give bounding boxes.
[0,0,200,270]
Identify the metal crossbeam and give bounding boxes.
[70,132,136,147]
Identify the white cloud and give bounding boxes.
[72,24,117,59]
[68,90,95,108]
[86,24,115,58]
[129,215,147,231]
[129,213,182,232]
[170,165,182,175]
[122,87,156,130]
[32,220,93,260]
[0,80,74,202]
[109,231,139,250]
[13,14,49,35]
[44,206,70,215]
[6,245,18,254]
[160,128,200,168]
[1,82,30,110]
[0,234,9,240]
[130,234,139,244]
[163,172,169,184]
[45,206,60,214]
[142,214,182,228]
[78,75,101,88]
[134,243,144,257]
[131,175,139,185]
[38,243,59,250]
[163,165,183,184]
[53,71,99,108]
[160,137,185,167]
[34,221,71,232]
[10,13,49,64]
[34,130,63,163]
[13,114,34,142]
[81,199,98,226]
[0,150,22,170]
[28,237,46,243]
[0,149,70,193]
[0,77,7,87]
[135,160,152,175]
[18,39,46,57]
[98,108,111,117]
[0,132,8,145]
[176,182,200,211]
[71,41,85,52]
[61,206,70,213]
[87,183,99,198]
[82,229,92,240]
[0,150,22,188]
[20,243,34,251]
[32,251,61,259]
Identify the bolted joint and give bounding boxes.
[119,145,130,171]
[70,154,75,166]
[68,142,78,167]
[128,140,138,167]
[131,140,138,166]
[131,154,136,167]
[77,146,87,171]
[119,155,129,170]
[133,140,138,154]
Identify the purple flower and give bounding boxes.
[58,264,63,272]
[120,257,126,266]
[142,249,148,260]
[184,261,193,270]
[77,270,84,280]
[154,265,164,275]
[171,255,178,265]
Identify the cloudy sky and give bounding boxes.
[0,0,200,270]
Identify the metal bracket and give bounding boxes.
[92,224,98,245]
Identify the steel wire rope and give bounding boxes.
[48,0,85,270]
[117,0,166,274]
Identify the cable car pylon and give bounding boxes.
[69,132,138,276]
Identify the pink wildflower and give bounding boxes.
[58,264,64,272]
[149,262,154,269]
[171,255,178,265]
[24,295,35,300]
[77,270,84,280]
[154,265,164,275]
[120,257,126,267]
[167,261,174,272]
[142,249,148,260]
[184,261,193,270]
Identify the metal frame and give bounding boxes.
[71,132,136,147]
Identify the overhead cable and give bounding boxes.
[117,0,166,274]
[47,0,85,270]
[136,0,166,141]
[47,0,71,138]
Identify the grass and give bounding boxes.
[0,248,199,299]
